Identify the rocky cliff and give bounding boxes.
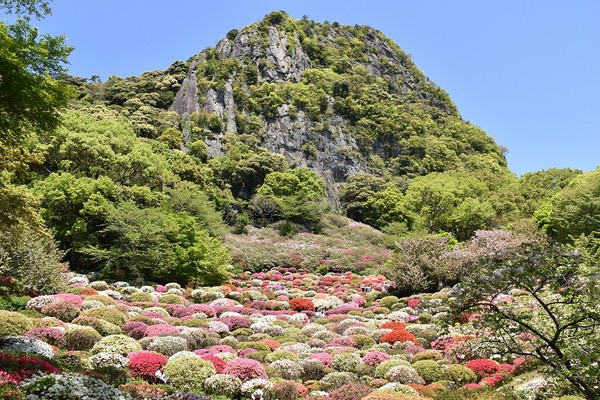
[167,11,505,203]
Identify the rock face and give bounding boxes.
[170,12,499,202]
[171,60,199,151]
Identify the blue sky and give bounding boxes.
[5,0,599,176]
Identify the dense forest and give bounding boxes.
[0,3,598,400]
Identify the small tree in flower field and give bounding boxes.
[454,242,600,399]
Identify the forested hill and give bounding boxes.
[67,11,508,202]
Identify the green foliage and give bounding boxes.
[83,201,230,285]
[80,307,128,326]
[405,171,495,240]
[0,226,66,295]
[518,168,582,217]
[412,359,445,384]
[340,173,387,222]
[535,168,600,243]
[0,17,72,162]
[64,327,102,350]
[163,355,216,393]
[0,309,33,336]
[254,167,327,229]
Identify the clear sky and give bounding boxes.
[4,0,599,176]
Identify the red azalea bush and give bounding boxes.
[258,339,281,351]
[329,383,373,400]
[223,357,268,381]
[0,354,60,383]
[289,298,315,312]
[201,355,227,373]
[380,329,419,345]
[128,350,168,380]
[481,373,507,386]
[466,359,501,378]
[380,321,406,330]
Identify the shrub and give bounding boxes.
[385,365,425,384]
[147,335,189,356]
[80,307,128,326]
[363,351,391,366]
[465,358,501,378]
[71,316,121,336]
[240,378,273,397]
[444,364,477,385]
[118,381,166,399]
[269,380,298,400]
[86,280,108,290]
[375,359,411,378]
[145,323,180,337]
[92,334,142,355]
[19,372,128,399]
[200,355,227,373]
[121,321,148,339]
[128,350,168,380]
[269,359,303,380]
[26,327,65,347]
[128,292,154,302]
[40,300,80,322]
[379,296,399,309]
[289,297,315,312]
[330,383,374,400]
[308,352,334,368]
[65,327,102,350]
[412,360,445,384]
[164,355,216,393]
[88,352,129,385]
[380,329,418,345]
[159,293,185,305]
[204,374,242,398]
[0,353,60,383]
[0,310,33,336]
[264,349,299,363]
[85,294,116,306]
[319,371,358,391]
[300,358,325,381]
[224,357,268,381]
[333,352,362,372]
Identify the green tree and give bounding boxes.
[454,243,600,399]
[362,182,411,229]
[405,171,494,240]
[255,167,327,229]
[518,168,582,217]
[33,172,118,268]
[339,173,386,222]
[83,202,230,285]
[535,168,600,243]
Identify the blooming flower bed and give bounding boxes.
[0,269,538,399]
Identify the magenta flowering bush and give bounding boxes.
[121,321,149,339]
[362,351,391,366]
[308,352,334,368]
[26,327,65,347]
[144,324,180,337]
[223,358,268,381]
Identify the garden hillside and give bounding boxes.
[1,4,599,399]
